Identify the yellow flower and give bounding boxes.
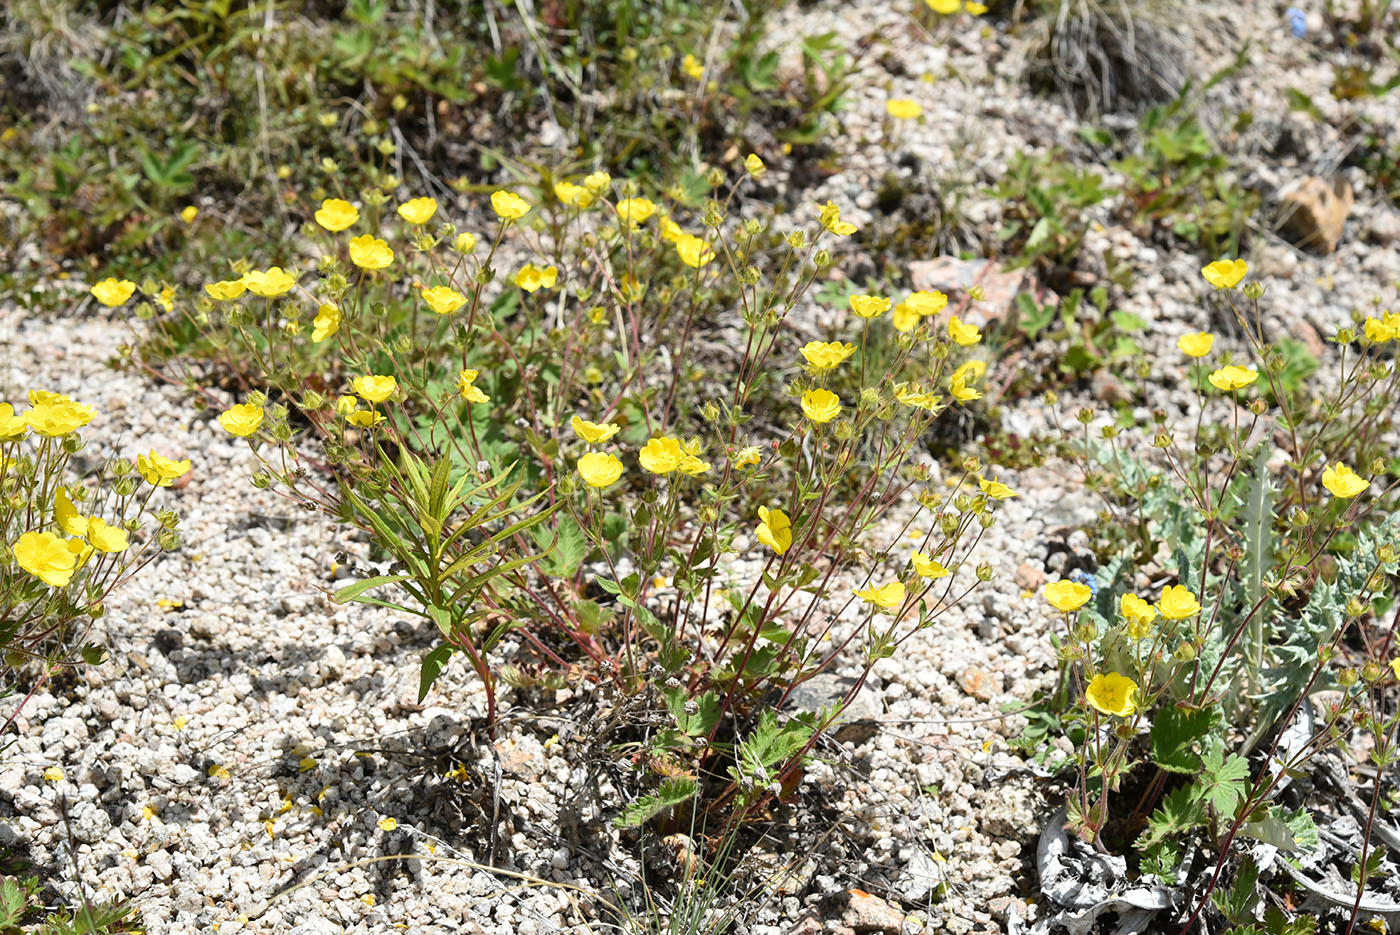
[554,181,592,208]
[886,99,923,120]
[616,197,657,226]
[799,341,856,372]
[420,286,467,315]
[583,171,612,194]
[335,395,359,418]
[800,388,841,423]
[1085,672,1138,717]
[312,304,341,342]
[1156,585,1201,621]
[1207,365,1258,391]
[965,1,988,12]
[855,580,906,611]
[617,274,646,302]
[156,285,175,313]
[13,531,78,588]
[892,302,922,333]
[926,0,961,12]
[906,290,948,317]
[894,382,941,411]
[947,315,981,346]
[55,488,88,538]
[347,409,384,428]
[491,190,531,221]
[745,154,766,177]
[571,416,620,444]
[912,552,949,579]
[205,279,247,301]
[1364,318,1395,343]
[1322,462,1368,499]
[458,369,489,403]
[755,507,793,555]
[0,404,28,440]
[455,232,478,253]
[676,233,715,268]
[1121,593,1156,638]
[732,446,761,468]
[1201,258,1248,290]
[1177,332,1214,357]
[87,517,129,554]
[950,360,986,403]
[25,391,95,437]
[315,198,360,232]
[137,449,191,487]
[578,452,624,488]
[849,295,890,318]
[91,278,136,307]
[180,205,199,223]
[218,403,264,437]
[352,375,397,404]
[378,817,398,832]
[348,235,394,270]
[639,437,686,474]
[396,197,438,225]
[243,267,297,297]
[513,265,559,293]
[1044,580,1092,612]
[818,201,857,237]
[678,454,711,476]
[659,216,685,243]
[681,53,704,79]
[977,475,1017,499]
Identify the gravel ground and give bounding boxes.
[5,0,1400,933]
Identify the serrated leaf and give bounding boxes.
[535,512,587,578]
[1240,805,1318,854]
[614,777,697,828]
[1137,783,1205,851]
[1151,706,1218,773]
[1197,745,1250,817]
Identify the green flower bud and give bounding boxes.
[1174,642,1197,662]
[158,529,181,551]
[813,249,832,269]
[62,434,85,454]
[109,458,134,477]
[1242,281,1265,299]
[976,563,995,582]
[251,470,272,489]
[787,231,806,250]
[1338,667,1360,688]
[113,477,138,497]
[1363,662,1383,683]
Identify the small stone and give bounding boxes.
[1277,176,1352,254]
[1288,318,1325,360]
[146,849,173,881]
[837,888,906,934]
[958,666,1001,702]
[1013,562,1045,592]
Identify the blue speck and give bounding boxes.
[1068,568,1099,597]
[1286,7,1306,38]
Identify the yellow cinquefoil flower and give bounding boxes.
[554,181,592,209]
[1177,332,1214,357]
[1364,318,1395,343]
[578,452,624,488]
[894,382,941,411]
[348,235,394,270]
[156,285,175,313]
[676,234,715,268]
[912,552,949,579]
[616,197,657,226]
[347,409,384,428]
[892,302,921,333]
[659,216,684,243]
[1120,593,1156,638]
[950,360,986,402]
[315,198,360,232]
[0,404,29,440]
[906,290,948,317]
[397,197,437,225]
[583,171,612,194]
[514,265,559,293]
[458,369,489,403]
[491,191,531,221]
[639,437,685,474]
[948,315,981,346]
[13,531,79,588]
[421,286,467,315]
[137,449,191,487]
[818,201,857,237]
[243,267,297,297]
[55,488,88,537]
[799,341,856,372]
[886,99,923,120]
[218,403,264,437]
[1207,365,1258,391]
[335,396,359,418]
[1157,585,1201,620]
[681,53,704,79]
[1201,258,1248,290]
[205,279,247,301]
[312,304,340,342]
[745,154,765,177]
[91,278,136,307]
[455,232,477,253]
[849,295,890,319]
[977,475,1017,499]
[966,1,988,13]
[926,0,960,12]
[352,375,397,404]
[755,507,792,555]
[800,388,841,423]
[25,391,94,437]
[87,517,129,554]
[1045,580,1092,612]
[855,580,906,611]
[571,416,620,444]
[1085,672,1138,717]
[1322,462,1368,499]
[733,446,761,468]
[180,205,199,223]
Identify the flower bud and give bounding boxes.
[1153,432,1172,449]
[1173,642,1196,662]
[252,471,272,489]
[813,249,832,269]
[976,563,995,582]
[1338,668,1359,688]
[1073,622,1097,641]
[705,168,725,189]
[302,390,324,410]
[158,529,181,551]
[62,434,85,454]
[1248,398,1267,415]
[1363,662,1383,683]
[1379,544,1397,564]
[109,458,134,477]
[1345,597,1367,618]
[1076,408,1094,424]
[1242,281,1265,299]
[113,477,138,497]
[787,231,806,249]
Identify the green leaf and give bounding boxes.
[1197,744,1251,817]
[1240,805,1319,854]
[333,574,413,604]
[535,513,587,578]
[1151,706,1218,773]
[419,644,454,702]
[615,777,697,828]
[0,877,26,926]
[730,711,813,785]
[1137,783,1205,851]
[668,689,721,737]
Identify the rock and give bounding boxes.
[834,888,906,934]
[147,849,174,881]
[1288,318,1325,360]
[783,913,825,935]
[784,674,882,744]
[897,848,942,902]
[1013,562,1045,592]
[1363,208,1400,245]
[958,666,1001,702]
[1091,372,1131,405]
[907,257,1045,328]
[1277,176,1352,254]
[988,895,1029,920]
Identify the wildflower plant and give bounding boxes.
[1034,259,1400,925]
[1,389,185,694]
[139,161,1007,828]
